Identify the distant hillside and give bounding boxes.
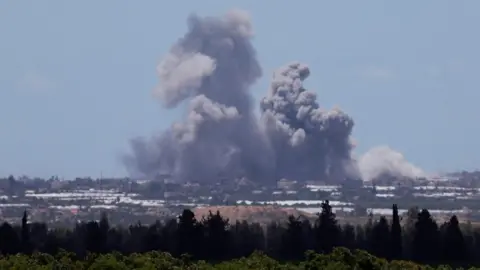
[193,205,315,224]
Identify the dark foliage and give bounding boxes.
[0,202,477,268]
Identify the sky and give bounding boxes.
[0,1,479,179]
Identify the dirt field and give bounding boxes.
[193,205,315,224]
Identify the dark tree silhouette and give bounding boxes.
[21,210,31,254]
[391,204,403,259]
[370,216,390,259]
[0,222,20,254]
[413,209,440,263]
[177,209,202,258]
[84,221,102,254]
[442,215,467,263]
[314,200,340,254]
[0,204,476,267]
[281,215,305,261]
[143,221,163,252]
[202,211,230,261]
[339,223,356,251]
[265,221,284,259]
[98,212,110,253]
[232,220,264,258]
[355,224,368,251]
[301,219,315,252]
[29,222,48,252]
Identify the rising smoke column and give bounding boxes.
[124,9,275,183]
[125,9,424,184]
[260,62,359,182]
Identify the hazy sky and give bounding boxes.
[1,1,479,179]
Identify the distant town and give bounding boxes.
[0,171,480,226]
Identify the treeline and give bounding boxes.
[0,201,478,268]
[0,248,464,269]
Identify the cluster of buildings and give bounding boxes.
[0,172,479,225]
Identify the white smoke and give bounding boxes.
[358,145,426,182]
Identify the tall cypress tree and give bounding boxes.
[21,210,31,254]
[391,204,402,259]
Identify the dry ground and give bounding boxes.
[193,205,315,224]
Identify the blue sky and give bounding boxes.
[1,1,479,179]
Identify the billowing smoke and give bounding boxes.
[124,9,275,184]
[124,9,425,184]
[358,146,425,182]
[260,62,359,182]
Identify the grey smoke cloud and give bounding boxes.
[171,95,240,144]
[125,9,274,183]
[260,62,358,182]
[125,9,425,184]
[155,53,216,107]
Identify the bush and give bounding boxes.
[0,248,472,270]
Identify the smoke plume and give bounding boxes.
[124,9,274,184]
[124,9,425,184]
[358,146,425,182]
[260,62,358,182]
